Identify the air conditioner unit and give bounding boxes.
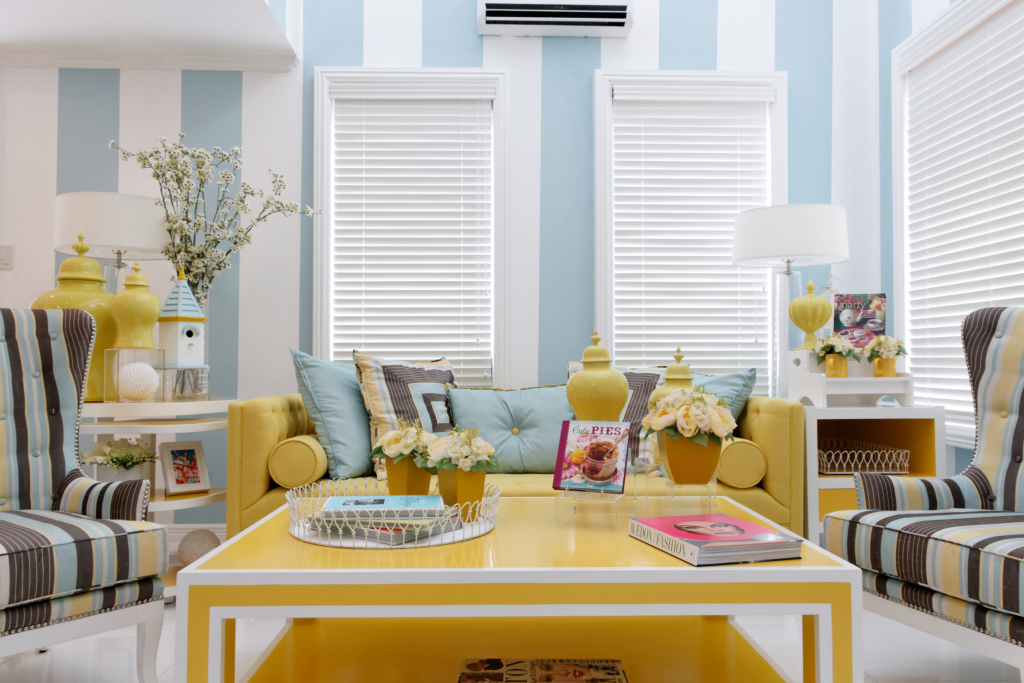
[477,1,633,38]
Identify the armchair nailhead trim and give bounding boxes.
[864,587,1022,648]
[0,594,163,638]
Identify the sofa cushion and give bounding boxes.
[291,349,373,479]
[717,438,767,489]
[824,507,1024,617]
[353,351,457,445]
[448,385,574,474]
[861,567,1024,644]
[0,576,163,637]
[0,510,167,610]
[268,435,329,488]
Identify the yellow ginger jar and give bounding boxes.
[31,234,117,402]
[788,280,833,350]
[647,347,693,408]
[112,263,162,349]
[566,331,628,422]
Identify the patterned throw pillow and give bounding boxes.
[353,351,458,446]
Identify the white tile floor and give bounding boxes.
[0,605,1020,682]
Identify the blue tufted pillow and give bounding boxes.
[290,348,373,479]
[448,385,575,474]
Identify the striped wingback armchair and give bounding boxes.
[824,307,1024,650]
[0,309,166,681]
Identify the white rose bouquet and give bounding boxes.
[815,333,861,365]
[420,426,498,473]
[641,386,737,447]
[370,418,438,467]
[861,334,907,361]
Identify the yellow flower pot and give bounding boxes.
[385,457,431,496]
[825,354,848,378]
[657,431,721,486]
[872,357,896,377]
[566,331,628,421]
[437,469,486,521]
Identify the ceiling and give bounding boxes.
[0,0,296,71]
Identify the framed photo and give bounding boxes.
[158,441,210,495]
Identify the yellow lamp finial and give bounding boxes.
[72,233,89,257]
[178,267,186,280]
[591,330,601,346]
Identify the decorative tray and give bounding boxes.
[286,478,501,549]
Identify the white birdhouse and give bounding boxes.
[158,270,209,369]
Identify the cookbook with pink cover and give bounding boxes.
[628,514,802,565]
[551,421,630,494]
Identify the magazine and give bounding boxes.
[551,421,630,495]
[320,495,445,521]
[458,659,628,682]
[628,514,802,566]
[833,293,886,349]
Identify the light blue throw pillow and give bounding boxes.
[692,368,757,419]
[448,385,575,474]
[290,348,373,480]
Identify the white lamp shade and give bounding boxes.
[732,204,849,268]
[55,192,169,260]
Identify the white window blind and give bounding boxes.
[331,97,494,387]
[611,97,772,396]
[905,0,1024,445]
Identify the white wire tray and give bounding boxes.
[286,478,501,549]
[818,438,910,475]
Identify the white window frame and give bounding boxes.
[891,0,1010,448]
[593,70,789,384]
[312,67,511,387]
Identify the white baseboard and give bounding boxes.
[166,523,226,566]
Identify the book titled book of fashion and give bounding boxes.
[628,514,802,566]
[458,659,628,682]
[551,421,630,495]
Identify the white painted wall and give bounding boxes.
[601,0,659,71]
[718,0,776,71]
[912,0,952,34]
[364,0,422,68]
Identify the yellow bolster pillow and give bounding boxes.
[717,437,767,489]
[268,435,328,489]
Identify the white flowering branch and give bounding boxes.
[110,134,317,310]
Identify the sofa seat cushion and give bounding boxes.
[0,576,163,637]
[0,510,167,610]
[824,508,1024,617]
[861,568,1024,644]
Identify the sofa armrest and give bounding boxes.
[737,396,805,537]
[227,393,315,537]
[854,466,993,511]
[53,468,150,521]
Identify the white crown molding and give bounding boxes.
[893,0,1011,75]
[0,50,296,72]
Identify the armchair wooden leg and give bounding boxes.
[135,601,164,683]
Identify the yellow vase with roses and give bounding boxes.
[418,426,497,521]
[641,386,737,486]
[370,419,436,496]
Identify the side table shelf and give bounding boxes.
[804,406,947,545]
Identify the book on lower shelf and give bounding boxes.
[628,514,802,566]
[458,659,628,682]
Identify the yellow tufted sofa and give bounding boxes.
[226,394,805,538]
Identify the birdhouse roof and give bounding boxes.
[159,276,206,322]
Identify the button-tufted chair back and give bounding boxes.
[0,308,94,510]
[962,307,1024,510]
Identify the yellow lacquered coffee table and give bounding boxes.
[177,497,863,683]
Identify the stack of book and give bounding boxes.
[628,514,802,566]
[319,495,451,545]
[458,659,628,682]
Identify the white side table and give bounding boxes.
[81,399,234,599]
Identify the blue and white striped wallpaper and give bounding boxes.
[0,0,961,522]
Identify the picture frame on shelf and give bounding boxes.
[159,440,210,495]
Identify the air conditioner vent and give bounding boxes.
[478,0,633,37]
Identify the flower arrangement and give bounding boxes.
[84,438,159,472]
[371,418,438,465]
[422,426,498,473]
[110,134,317,310]
[861,334,907,361]
[641,386,736,447]
[815,333,861,365]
